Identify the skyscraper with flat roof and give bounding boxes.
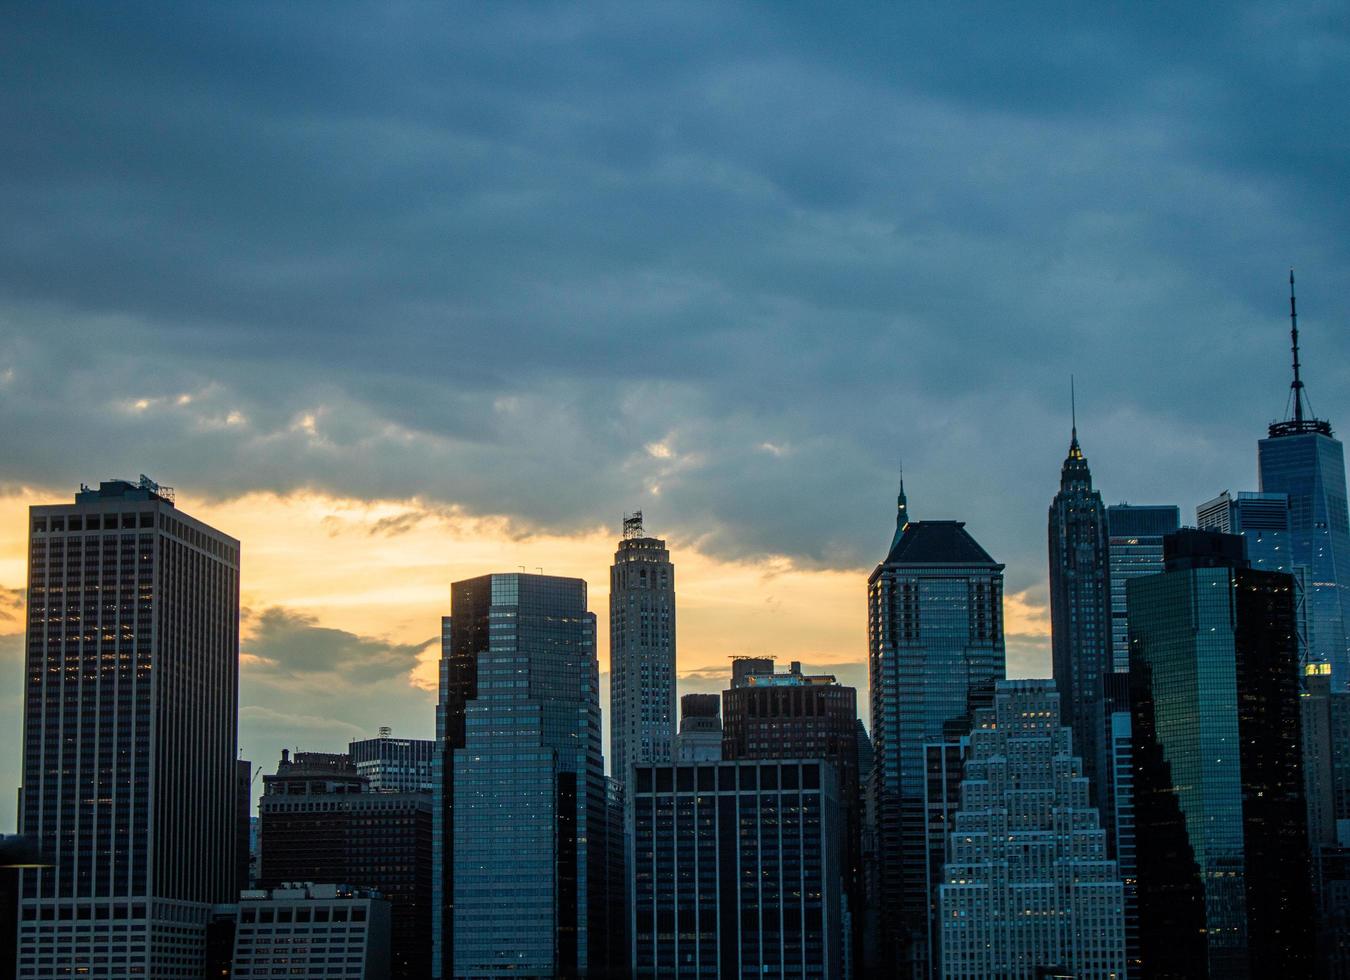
[1258,271,1350,687]
[447,573,612,978]
[1129,529,1313,978]
[17,478,240,979]
[868,483,1006,975]
[609,512,677,787]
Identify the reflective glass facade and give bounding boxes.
[18,481,240,979]
[1105,505,1179,675]
[447,573,611,978]
[868,512,1005,976]
[1128,533,1313,978]
[630,760,844,979]
[1259,431,1350,687]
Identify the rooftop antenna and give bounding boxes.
[1290,268,1305,424]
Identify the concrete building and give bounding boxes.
[348,730,436,794]
[609,512,677,786]
[672,693,722,762]
[16,478,240,979]
[229,883,391,980]
[630,760,845,978]
[939,680,1126,980]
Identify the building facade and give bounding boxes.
[17,478,240,979]
[257,751,432,980]
[939,680,1126,980]
[672,693,722,763]
[348,731,436,794]
[1128,529,1314,978]
[1105,505,1180,674]
[867,484,1006,976]
[1047,424,1113,847]
[629,760,845,979]
[448,573,612,978]
[228,883,391,980]
[609,513,677,787]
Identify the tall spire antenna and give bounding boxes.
[1290,268,1305,424]
[1071,375,1078,444]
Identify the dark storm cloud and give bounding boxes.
[2,1,1349,595]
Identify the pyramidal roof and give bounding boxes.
[884,520,997,566]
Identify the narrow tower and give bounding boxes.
[1048,386,1115,847]
[609,512,677,786]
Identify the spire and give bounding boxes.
[1069,375,1081,458]
[1269,269,1332,438]
[1290,268,1306,424]
[891,465,910,552]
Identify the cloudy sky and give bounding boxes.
[1,3,1348,825]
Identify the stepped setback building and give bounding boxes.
[939,680,1126,980]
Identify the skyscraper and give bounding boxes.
[349,729,436,794]
[1129,529,1313,978]
[17,478,240,979]
[939,680,1126,980]
[1105,505,1180,674]
[1047,410,1113,843]
[868,483,1006,975]
[672,693,722,762]
[609,512,677,786]
[1258,271,1350,688]
[447,573,611,978]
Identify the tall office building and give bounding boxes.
[868,483,1006,975]
[1047,415,1113,843]
[17,478,240,979]
[448,573,611,978]
[1105,505,1180,674]
[609,512,677,786]
[630,759,845,978]
[348,730,436,794]
[939,680,1126,980]
[1129,529,1313,978]
[1258,271,1350,688]
[1196,491,1296,574]
[258,750,433,980]
[721,660,864,973]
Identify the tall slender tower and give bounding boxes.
[18,478,240,977]
[1048,393,1114,843]
[868,483,1006,975]
[1258,271,1350,688]
[609,512,676,786]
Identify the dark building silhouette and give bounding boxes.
[1048,407,1114,850]
[673,693,722,762]
[258,750,433,980]
[236,760,253,894]
[721,660,865,973]
[867,482,1006,975]
[17,478,240,977]
[630,760,845,978]
[1129,528,1314,978]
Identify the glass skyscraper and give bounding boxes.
[868,484,1006,975]
[1258,271,1350,688]
[609,512,677,786]
[1048,423,1113,842]
[18,478,240,979]
[1128,529,1313,979]
[1105,504,1180,674]
[446,573,612,978]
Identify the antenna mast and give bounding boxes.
[1290,268,1305,424]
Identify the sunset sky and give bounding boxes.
[2,3,1348,827]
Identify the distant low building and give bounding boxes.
[349,730,436,794]
[229,883,391,980]
[673,693,723,762]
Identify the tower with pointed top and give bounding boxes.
[868,482,1006,974]
[1259,271,1350,688]
[1048,394,1115,851]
